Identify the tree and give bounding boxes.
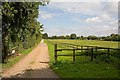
[51,36,57,39]
[81,36,84,40]
[43,33,48,39]
[70,33,77,39]
[58,35,65,39]
[2,2,44,63]
[66,35,70,39]
[87,36,98,40]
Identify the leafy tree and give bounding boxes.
[76,36,81,39]
[43,33,48,39]
[80,36,84,40]
[51,36,57,39]
[70,33,77,39]
[66,35,70,39]
[2,2,44,63]
[87,36,98,40]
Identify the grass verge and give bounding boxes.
[2,44,38,71]
[45,39,119,78]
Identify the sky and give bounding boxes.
[37,1,118,37]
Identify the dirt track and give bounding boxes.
[2,39,59,78]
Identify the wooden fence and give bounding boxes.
[53,42,120,63]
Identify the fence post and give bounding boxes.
[81,46,83,53]
[94,47,97,59]
[54,44,57,63]
[87,46,89,49]
[91,48,93,61]
[95,47,97,52]
[77,45,78,49]
[87,46,89,54]
[73,49,75,61]
[107,48,110,58]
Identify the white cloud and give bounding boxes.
[43,16,118,37]
[40,2,118,36]
[109,20,118,31]
[41,14,52,19]
[44,23,118,37]
[48,2,103,16]
[109,20,118,25]
[39,11,54,19]
[103,2,118,16]
[86,17,101,23]
[48,2,118,17]
[85,14,112,23]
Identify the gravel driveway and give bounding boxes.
[2,39,59,78]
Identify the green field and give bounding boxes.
[47,39,119,48]
[45,39,119,78]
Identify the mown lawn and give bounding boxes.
[45,39,119,78]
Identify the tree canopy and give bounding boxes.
[70,33,77,39]
[2,2,44,63]
[43,33,48,39]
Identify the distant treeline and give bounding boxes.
[43,33,120,41]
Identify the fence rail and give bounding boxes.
[52,42,120,63]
